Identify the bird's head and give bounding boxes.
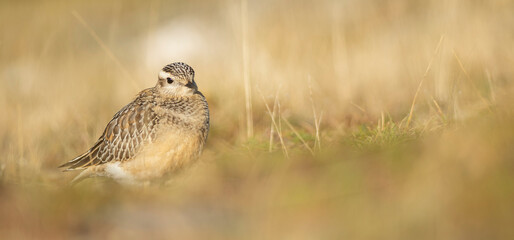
[156,62,198,96]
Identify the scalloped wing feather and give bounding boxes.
[60,93,158,171]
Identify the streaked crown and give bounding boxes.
[162,62,195,81]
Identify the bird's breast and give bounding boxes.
[116,128,205,181]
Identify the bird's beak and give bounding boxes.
[185,81,197,90]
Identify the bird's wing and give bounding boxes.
[59,100,158,170]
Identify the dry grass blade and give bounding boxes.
[282,117,314,156]
[452,49,492,112]
[431,96,446,122]
[71,11,139,91]
[257,89,289,159]
[269,89,280,152]
[240,0,253,139]
[317,111,323,148]
[380,111,385,130]
[486,70,496,103]
[308,77,322,150]
[277,99,287,155]
[406,35,445,128]
[350,101,367,113]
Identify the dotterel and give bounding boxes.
[60,62,210,185]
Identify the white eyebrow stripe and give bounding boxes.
[159,71,171,79]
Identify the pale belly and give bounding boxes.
[102,131,204,184]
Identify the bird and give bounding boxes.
[60,62,210,185]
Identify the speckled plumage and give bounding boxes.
[60,62,209,185]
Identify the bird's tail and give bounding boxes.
[59,140,103,171]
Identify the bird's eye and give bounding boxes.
[167,77,173,84]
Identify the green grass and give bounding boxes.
[348,122,421,150]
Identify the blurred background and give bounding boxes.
[1,0,513,239]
